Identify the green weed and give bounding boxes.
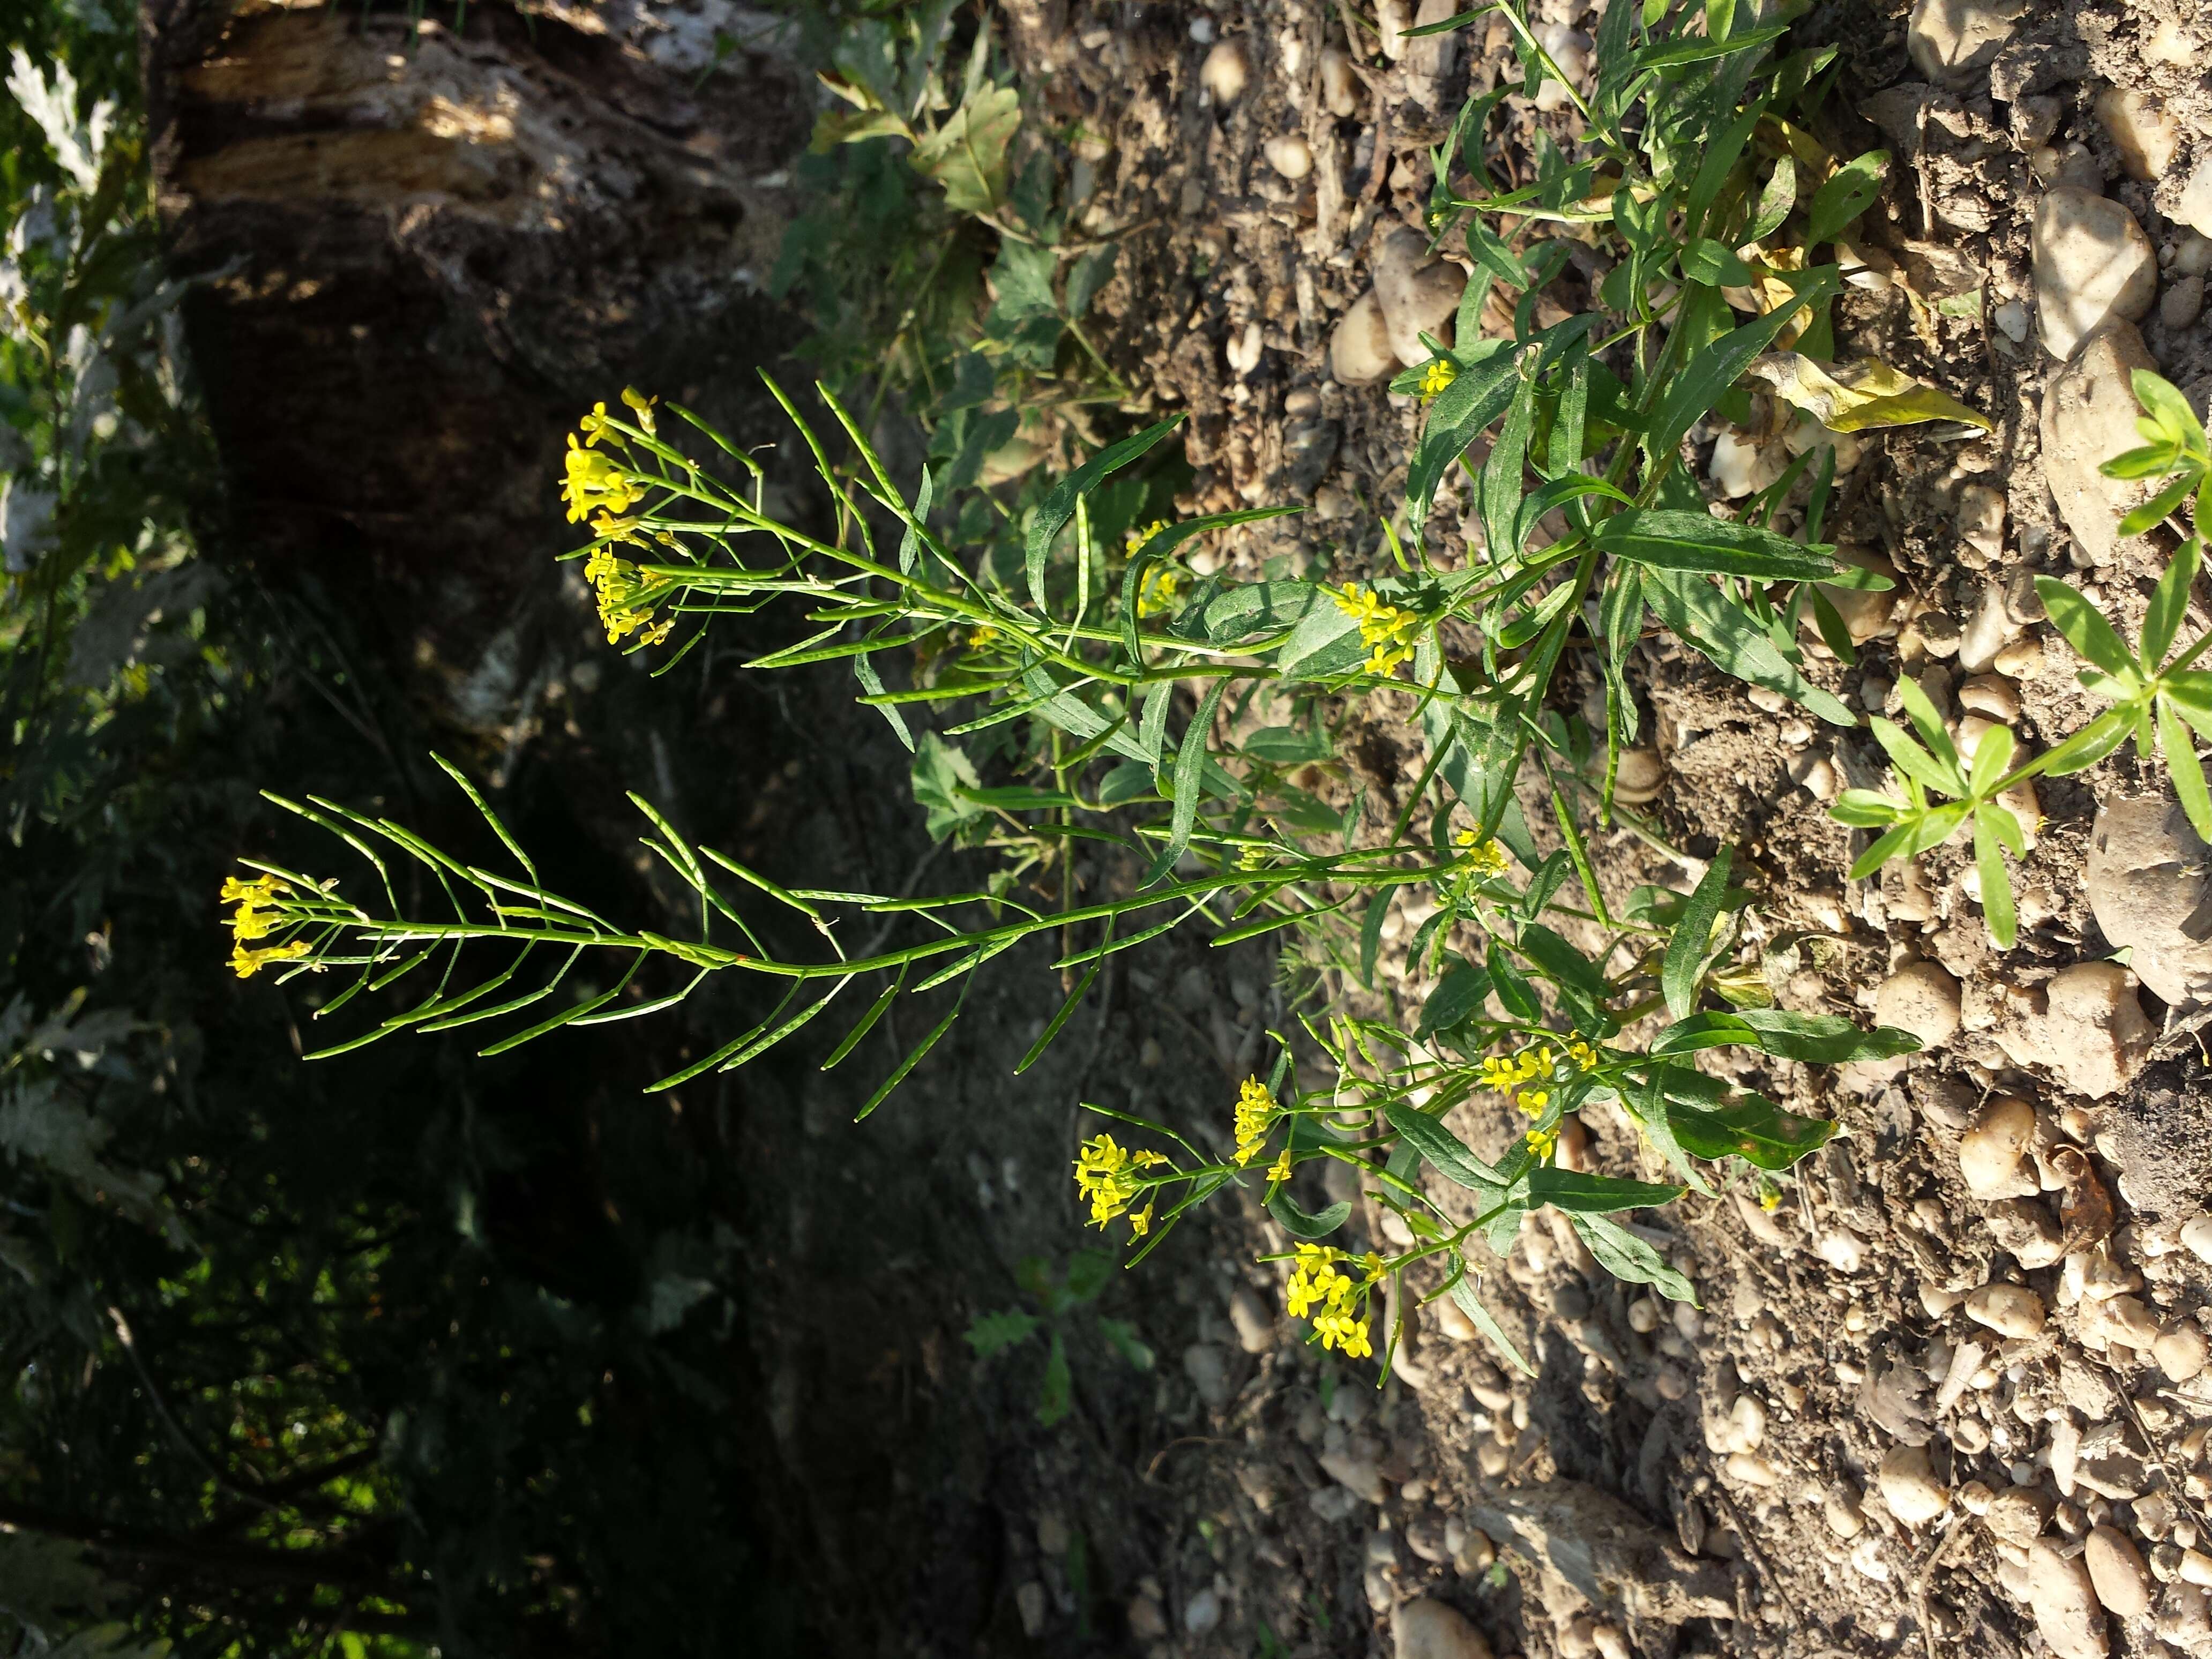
[223,1,2074,1376]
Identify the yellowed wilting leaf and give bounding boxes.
[1746,353,1993,433]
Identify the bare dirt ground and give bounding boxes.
[721,2,2212,1656]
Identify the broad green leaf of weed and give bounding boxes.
[965,1309,1039,1358]
[1803,149,1888,246]
[910,84,1021,214]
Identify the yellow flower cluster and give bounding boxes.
[222,873,309,980]
[562,438,644,525]
[1451,827,1508,877]
[1282,1244,1373,1357]
[1331,583,1421,677]
[1418,357,1458,400]
[1137,563,1184,618]
[1265,1149,1292,1183]
[1478,1047,1548,1093]
[1125,519,1168,556]
[561,390,657,524]
[1480,1037,1602,1103]
[1232,1075,1275,1167]
[1072,1133,1167,1231]
[584,544,672,648]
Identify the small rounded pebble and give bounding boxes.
[2085,1526,2154,1617]
[1184,1586,1222,1635]
[1959,1096,2039,1199]
[1724,1451,1779,1487]
[1394,1595,1495,1659]
[2181,1213,2212,1265]
[1876,960,1962,1049]
[1880,1444,1949,1527]
[1264,134,1314,181]
[2028,1540,2112,1659]
[1825,1484,1867,1538]
[1199,40,1249,105]
[1966,1282,2047,1339]
[2157,1323,2209,1383]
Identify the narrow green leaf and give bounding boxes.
[1870,716,1965,799]
[2141,536,2201,670]
[1593,508,1836,580]
[1144,676,1229,885]
[1968,723,2015,798]
[1015,957,1102,1075]
[1803,150,1888,247]
[1661,847,1732,1020]
[1415,957,1493,1037]
[1267,1189,1352,1240]
[1568,1212,1697,1303]
[1486,939,1542,1021]
[1027,415,1184,612]
[2033,706,2133,776]
[1384,1099,1507,1194]
[2036,577,2138,681]
[1529,1169,1685,1213]
[1647,268,1841,465]
[1643,566,1857,725]
[1972,807,2017,949]
[2159,696,2212,843]
[1447,1274,1534,1376]
[1729,1006,1920,1064]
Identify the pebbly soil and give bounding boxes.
[716,1,2212,1657]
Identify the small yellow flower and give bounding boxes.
[1478,1055,1518,1091]
[562,434,645,524]
[1358,1251,1386,1284]
[223,871,305,973]
[968,624,1002,648]
[1284,1243,1349,1319]
[1129,1203,1154,1238]
[1452,828,1508,878]
[230,940,309,980]
[1124,519,1169,556]
[1136,562,1184,618]
[1525,1125,1558,1161]
[1418,357,1458,400]
[1564,1038,1601,1072]
[621,386,658,435]
[577,401,614,447]
[1233,1075,1275,1167]
[1330,582,1421,677]
[584,542,670,646]
[1757,1180,1782,1213]
[1265,1149,1292,1184]
[1313,1304,1372,1358]
[1516,1087,1550,1117]
[1073,1133,1147,1229]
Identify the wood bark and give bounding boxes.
[139,0,811,729]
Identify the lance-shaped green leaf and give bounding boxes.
[1267,1189,1352,1240]
[1593,509,1837,580]
[1384,1099,1507,1199]
[1643,566,1857,725]
[1447,1275,1534,1376]
[1528,1168,1686,1213]
[1569,1212,1697,1303]
[1655,1069,1836,1170]
[1661,846,1732,1020]
[1026,414,1185,612]
[1406,342,1520,539]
